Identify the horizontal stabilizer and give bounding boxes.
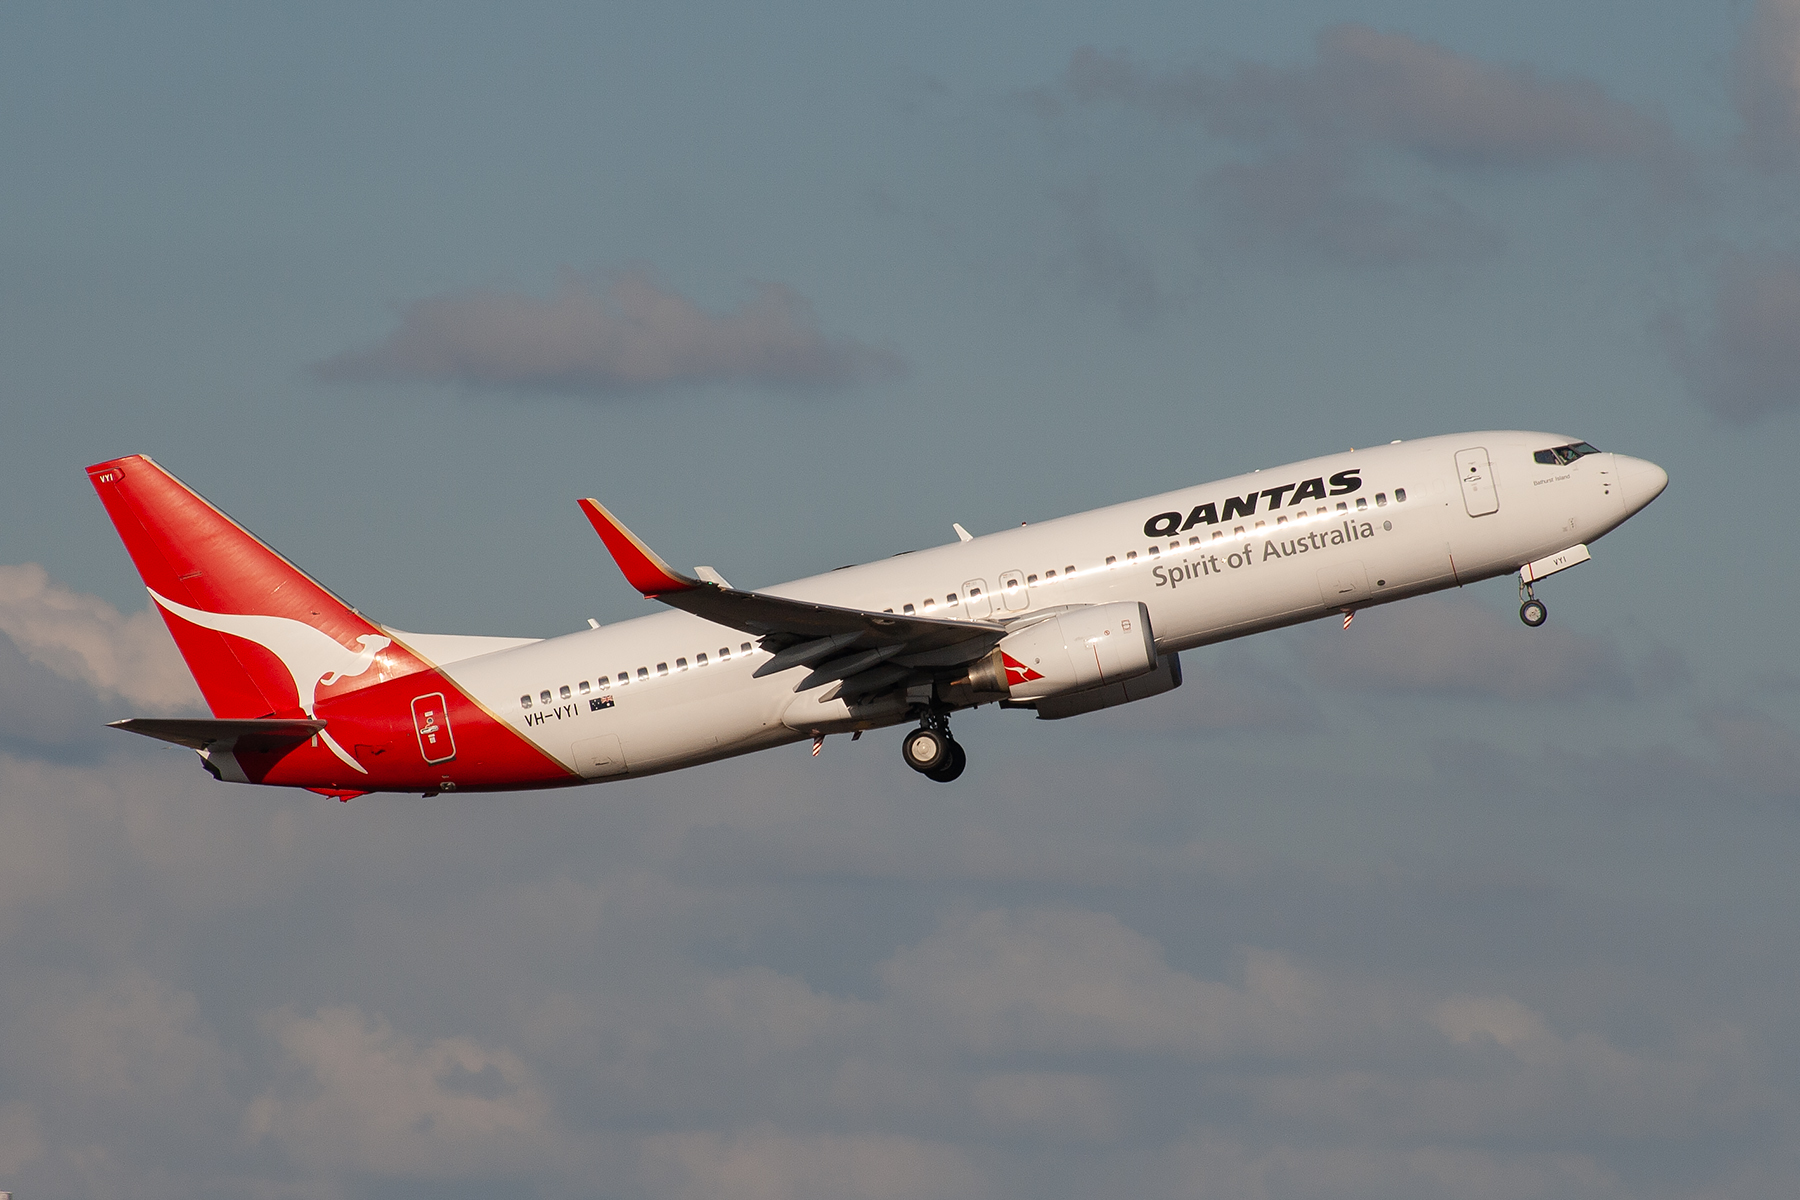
[109,717,325,751]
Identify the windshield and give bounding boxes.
[1533,441,1600,466]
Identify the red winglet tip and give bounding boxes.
[577,499,695,596]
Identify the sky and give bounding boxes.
[2,2,1800,1197]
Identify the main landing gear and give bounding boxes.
[1518,578,1548,627]
[902,715,966,783]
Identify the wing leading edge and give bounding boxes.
[576,499,1005,697]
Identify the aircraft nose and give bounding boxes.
[1615,455,1668,514]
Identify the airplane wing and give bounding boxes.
[577,499,1005,694]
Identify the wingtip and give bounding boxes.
[576,498,697,595]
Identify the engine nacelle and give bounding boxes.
[964,601,1157,700]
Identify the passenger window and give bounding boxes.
[697,653,708,666]
[903,603,915,614]
[657,663,669,676]
[923,599,936,611]
[1045,569,1057,579]
[1276,516,1287,526]
[578,680,591,694]
[520,694,532,709]
[1395,488,1407,502]
[1170,541,1181,550]
[1212,531,1224,541]
[741,643,752,654]
[560,685,571,700]
[1356,498,1368,510]
[615,672,628,685]
[947,592,958,603]
[1026,576,1038,585]
[1376,493,1387,506]
[636,667,649,680]
[1064,565,1075,575]
[1336,501,1348,511]
[1188,537,1200,546]
[719,647,731,660]
[1317,507,1327,515]
[1233,527,1245,537]
[675,657,687,671]
[1254,520,1265,530]
[540,690,552,705]
[1126,551,1138,562]
[1146,546,1159,558]
[1105,556,1117,567]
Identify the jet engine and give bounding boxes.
[962,601,1157,699]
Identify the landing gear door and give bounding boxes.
[962,579,992,619]
[1455,447,1499,516]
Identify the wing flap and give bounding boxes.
[578,499,1004,664]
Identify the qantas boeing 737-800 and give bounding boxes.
[88,431,1667,797]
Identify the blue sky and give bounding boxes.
[2,3,1799,1198]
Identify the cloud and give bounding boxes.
[1055,29,1676,267]
[1064,29,1675,170]
[1658,251,1800,422]
[637,1129,984,1200]
[1736,0,1800,171]
[1292,593,1641,701]
[246,1004,557,1176]
[877,908,1319,1057]
[0,564,200,714]
[1205,153,1504,267]
[314,269,907,396]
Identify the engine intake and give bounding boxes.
[963,601,1157,699]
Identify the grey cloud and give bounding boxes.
[1057,29,1676,269]
[1066,29,1676,170]
[1292,594,1641,701]
[1697,706,1800,800]
[247,1004,559,1177]
[1735,0,1800,171]
[314,269,907,396]
[1205,153,1504,267]
[1051,187,1175,323]
[1659,251,1800,422]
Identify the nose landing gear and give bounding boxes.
[902,716,966,783]
[1518,577,1548,627]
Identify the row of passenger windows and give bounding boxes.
[520,641,756,709]
[523,486,1413,708]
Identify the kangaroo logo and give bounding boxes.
[150,590,393,774]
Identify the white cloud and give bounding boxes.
[0,563,200,714]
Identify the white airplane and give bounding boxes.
[89,432,1666,798]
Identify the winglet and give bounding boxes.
[577,499,701,596]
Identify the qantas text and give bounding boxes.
[1142,470,1361,538]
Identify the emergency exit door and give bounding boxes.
[1455,447,1500,516]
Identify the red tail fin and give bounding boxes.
[85,456,425,718]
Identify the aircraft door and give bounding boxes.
[997,570,1029,611]
[1455,448,1500,516]
[411,693,456,764]
[962,579,992,619]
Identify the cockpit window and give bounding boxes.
[1534,441,1601,466]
